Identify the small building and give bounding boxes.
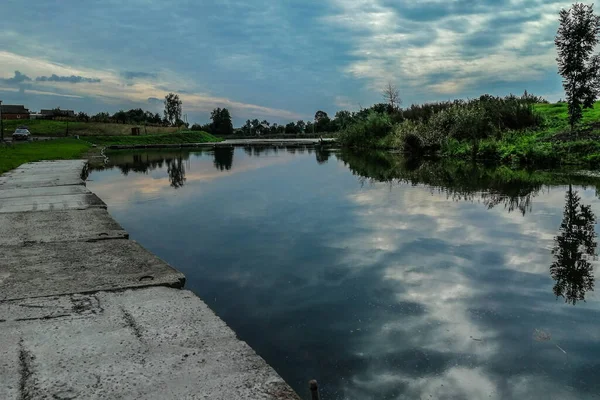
[0,105,30,120]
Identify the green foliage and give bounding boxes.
[0,139,90,174]
[163,93,183,126]
[338,112,393,147]
[555,3,600,129]
[210,108,234,136]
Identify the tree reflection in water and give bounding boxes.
[166,156,186,188]
[213,147,234,171]
[550,184,597,304]
[315,149,331,164]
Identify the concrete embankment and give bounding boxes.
[107,137,337,150]
[0,160,300,400]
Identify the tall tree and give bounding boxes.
[164,93,182,126]
[550,185,597,304]
[210,108,234,136]
[334,110,353,130]
[314,110,331,133]
[555,3,600,130]
[382,81,402,111]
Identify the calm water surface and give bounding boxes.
[88,148,600,400]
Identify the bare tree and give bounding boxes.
[382,81,401,111]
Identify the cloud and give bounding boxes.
[334,95,358,110]
[35,74,101,83]
[122,71,158,80]
[1,70,32,84]
[0,51,303,121]
[323,0,570,95]
[147,97,163,105]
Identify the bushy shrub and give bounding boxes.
[338,112,393,147]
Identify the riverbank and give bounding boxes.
[2,119,180,136]
[0,132,222,174]
[339,99,600,167]
[85,130,221,146]
[0,139,91,174]
[0,160,300,399]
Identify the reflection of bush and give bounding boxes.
[338,150,600,216]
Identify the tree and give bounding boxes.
[77,111,89,122]
[164,93,182,126]
[314,110,331,133]
[112,110,128,124]
[296,120,306,133]
[550,185,596,304]
[241,119,252,135]
[285,122,298,134]
[555,3,600,130]
[210,107,234,136]
[382,81,401,111]
[334,110,353,130]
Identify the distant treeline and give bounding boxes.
[81,109,168,126]
[189,92,547,138]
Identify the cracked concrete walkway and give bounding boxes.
[0,160,300,400]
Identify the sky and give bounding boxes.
[0,0,575,126]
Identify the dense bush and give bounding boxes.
[340,93,544,160]
[338,112,393,147]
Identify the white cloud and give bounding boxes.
[324,0,571,94]
[0,50,302,120]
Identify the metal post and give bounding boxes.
[0,100,3,143]
[309,380,320,400]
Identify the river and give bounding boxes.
[88,147,600,400]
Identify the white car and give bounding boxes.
[12,128,31,141]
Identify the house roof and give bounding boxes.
[1,105,29,114]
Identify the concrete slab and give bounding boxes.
[0,240,185,301]
[10,160,87,170]
[5,165,86,175]
[0,185,91,200]
[0,175,85,189]
[0,193,105,213]
[8,160,87,174]
[0,160,87,189]
[0,287,299,400]
[0,209,128,245]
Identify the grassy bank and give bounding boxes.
[2,119,179,136]
[85,131,221,146]
[0,139,91,174]
[444,102,600,166]
[338,95,600,167]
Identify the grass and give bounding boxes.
[85,131,221,146]
[2,119,179,136]
[360,100,600,166]
[0,139,91,174]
